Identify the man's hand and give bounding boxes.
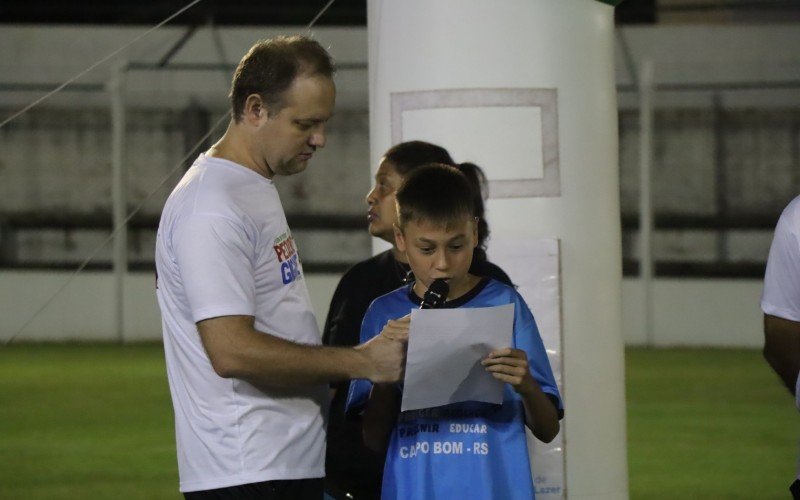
[481,347,537,396]
[356,316,410,383]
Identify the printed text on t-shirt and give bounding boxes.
[273,232,302,285]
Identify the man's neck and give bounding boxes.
[208,124,273,179]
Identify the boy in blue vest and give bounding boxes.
[346,164,563,499]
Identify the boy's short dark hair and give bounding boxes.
[229,35,335,123]
[396,164,476,231]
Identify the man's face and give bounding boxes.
[258,74,335,177]
[366,159,404,244]
[395,216,478,298]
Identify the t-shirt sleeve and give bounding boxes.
[345,299,387,417]
[512,292,564,417]
[762,203,800,322]
[173,213,256,323]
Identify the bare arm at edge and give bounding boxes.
[197,315,408,388]
[764,313,800,396]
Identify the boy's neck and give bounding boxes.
[413,273,482,303]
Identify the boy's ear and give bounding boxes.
[393,224,406,252]
[243,94,266,124]
[472,217,479,247]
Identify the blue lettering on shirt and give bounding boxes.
[281,254,302,284]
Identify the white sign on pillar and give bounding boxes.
[391,88,560,198]
[369,1,627,498]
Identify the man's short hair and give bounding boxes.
[229,35,335,123]
[396,164,476,231]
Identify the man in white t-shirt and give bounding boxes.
[762,194,800,499]
[155,36,409,500]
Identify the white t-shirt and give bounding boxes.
[761,194,800,410]
[762,195,800,322]
[155,154,326,492]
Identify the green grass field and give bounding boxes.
[626,347,797,499]
[0,344,797,499]
[0,344,177,499]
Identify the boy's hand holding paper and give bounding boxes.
[482,347,538,396]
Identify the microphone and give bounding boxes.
[420,279,449,309]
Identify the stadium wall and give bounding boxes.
[0,271,763,347]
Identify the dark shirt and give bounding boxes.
[322,249,512,500]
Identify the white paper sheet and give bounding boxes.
[401,304,515,412]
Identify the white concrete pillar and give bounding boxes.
[368,1,627,498]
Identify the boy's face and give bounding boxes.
[394,215,478,298]
[366,159,403,244]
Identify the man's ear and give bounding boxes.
[394,224,406,252]
[243,94,266,124]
